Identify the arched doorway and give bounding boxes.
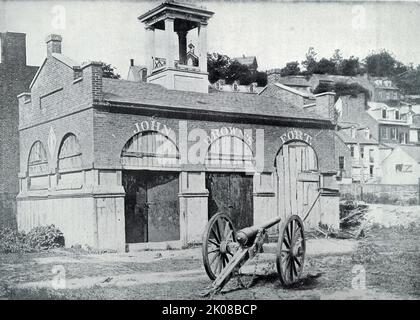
[276,141,320,228]
[121,131,180,243]
[204,135,255,230]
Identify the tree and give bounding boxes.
[207,52,266,86]
[225,61,253,85]
[313,58,337,74]
[101,62,121,79]
[341,56,361,76]
[364,49,405,77]
[255,71,268,87]
[280,61,301,76]
[301,47,318,74]
[331,49,343,73]
[314,81,370,101]
[207,53,231,84]
[394,64,420,95]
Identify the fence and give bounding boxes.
[339,182,420,205]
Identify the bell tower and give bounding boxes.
[138,0,214,93]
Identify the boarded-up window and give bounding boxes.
[58,134,82,170]
[28,141,48,176]
[121,131,179,168]
[205,135,254,169]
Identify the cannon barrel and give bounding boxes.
[236,216,282,246]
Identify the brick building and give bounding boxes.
[17,1,340,251]
[260,81,353,184]
[367,101,410,145]
[0,32,38,227]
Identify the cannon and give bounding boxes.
[202,212,306,295]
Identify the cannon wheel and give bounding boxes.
[202,212,236,280]
[276,214,306,287]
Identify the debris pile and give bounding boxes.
[339,200,368,229]
[306,200,368,239]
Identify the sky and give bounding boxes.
[1,0,420,78]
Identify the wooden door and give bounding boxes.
[276,142,319,226]
[147,172,180,242]
[123,171,180,243]
[123,172,148,243]
[206,172,253,230]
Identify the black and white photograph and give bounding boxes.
[0,0,419,305]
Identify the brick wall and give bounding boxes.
[92,109,338,173]
[335,133,352,179]
[19,109,94,177]
[314,93,336,122]
[21,59,94,129]
[0,32,38,227]
[339,94,379,139]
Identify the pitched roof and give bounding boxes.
[336,130,358,144]
[101,78,330,124]
[127,65,147,82]
[276,76,311,88]
[232,56,257,67]
[269,82,314,99]
[30,53,80,89]
[52,53,80,68]
[355,130,379,145]
[367,101,394,110]
[399,145,420,163]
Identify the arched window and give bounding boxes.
[205,135,254,169]
[121,131,179,168]
[58,134,82,170]
[28,141,48,176]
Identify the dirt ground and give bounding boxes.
[0,204,419,300]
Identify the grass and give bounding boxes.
[1,224,419,300]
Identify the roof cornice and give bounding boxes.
[97,100,335,130]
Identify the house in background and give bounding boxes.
[232,54,258,74]
[367,101,410,145]
[210,79,262,94]
[0,32,38,227]
[127,59,147,82]
[381,145,420,184]
[336,124,380,183]
[369,77,400,106]
[267,71,400,105]
[401,104,420,145]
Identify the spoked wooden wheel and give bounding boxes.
[276,215,306,287]
[202,212,236,280]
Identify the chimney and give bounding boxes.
[130,58,134,67]
[81,61,103,102]
[45,34,62,57]
[0,32,27,66]
[266,68,282,84]
[314,92,336,123]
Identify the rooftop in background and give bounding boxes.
[399,145,420,163]
[232,55,258,69]
[336,126,379,145]
[384,144,420,163]
[367,101,398,111]
[127,59,147,82]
